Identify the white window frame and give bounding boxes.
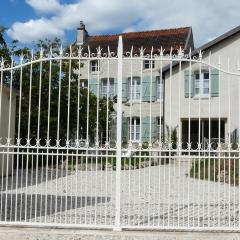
[156,76,163,102]
[90,60,100,73]
[194,71,209,97]
[129,77,141,101]
[129,117,140,142]
[101,78,115,98]
[144,59,155,69]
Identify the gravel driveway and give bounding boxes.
[0,159,239,229]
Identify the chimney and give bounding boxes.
[77,21,88,45]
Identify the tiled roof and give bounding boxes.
[78,27,193,55]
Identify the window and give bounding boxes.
[129,117,140,141]
[101,78,115,98]
[194,71,209,96]
[90,60,100,72]
[80,79,88,88]
[156,76,163,101]
[129,77,141,100]
[144,60,155,69]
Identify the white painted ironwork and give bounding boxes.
[0,36,240,231]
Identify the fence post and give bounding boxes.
[114,36,123,231]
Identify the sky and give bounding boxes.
[1,0,240,48]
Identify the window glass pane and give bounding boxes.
[204,72,209,79]
[129,118,140,141]
[129,77,141,100]
[204,79,209,94]
[195,73,200,95]
[136,133,140,140]
[80,79,88,88]
[195,87,199,94]
[195,79,200,88]
[144,60,150,69]
[91,60,99,72]
[204,79,209,88]
[144,60,155,69]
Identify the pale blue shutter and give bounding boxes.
[142,116,157,143]
[151,77,156,101]
[142,76,157,101]
[89,79,98,95]
[142,116,150,143]
[142,76,150,101]
[184,70,194,97]
[211,69,219,97]
[122,117,128,143]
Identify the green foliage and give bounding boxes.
[165,125,178,149]
[1,37,115,146]
[189,152,239,185]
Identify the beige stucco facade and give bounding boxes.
[164,31,240,145]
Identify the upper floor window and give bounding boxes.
[194,71,209,96]
[144,60,155,69]
[101,78,115,98]
[90,60,100,73]
[156,76,163,101]
[129,77,141,100]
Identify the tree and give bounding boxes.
[3,38,115,146]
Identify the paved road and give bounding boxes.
[0,160,239,230]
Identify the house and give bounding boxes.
[163,26,240,149]
[0,86,17,176]
[74,21,194,147]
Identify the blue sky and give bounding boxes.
[1,0,240,48]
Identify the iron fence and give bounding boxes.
[0,36,240,231]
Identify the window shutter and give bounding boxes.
[122,117,128,143]
[89,79,98,95]
[151,117,157,142]
[142,116,150,143]
[151,77,156,101]
[211,69,219,97]
[184,70,194,97]
[142,76,150,101]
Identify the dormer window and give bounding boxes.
[144,60,155,69]
[90,60,100,73]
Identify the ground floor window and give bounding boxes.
[129,117,140,141]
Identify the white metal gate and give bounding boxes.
[0,36,240,231]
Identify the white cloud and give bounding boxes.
[26,0,61,14]
[7,0,240,46]
[7,18,64,43]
